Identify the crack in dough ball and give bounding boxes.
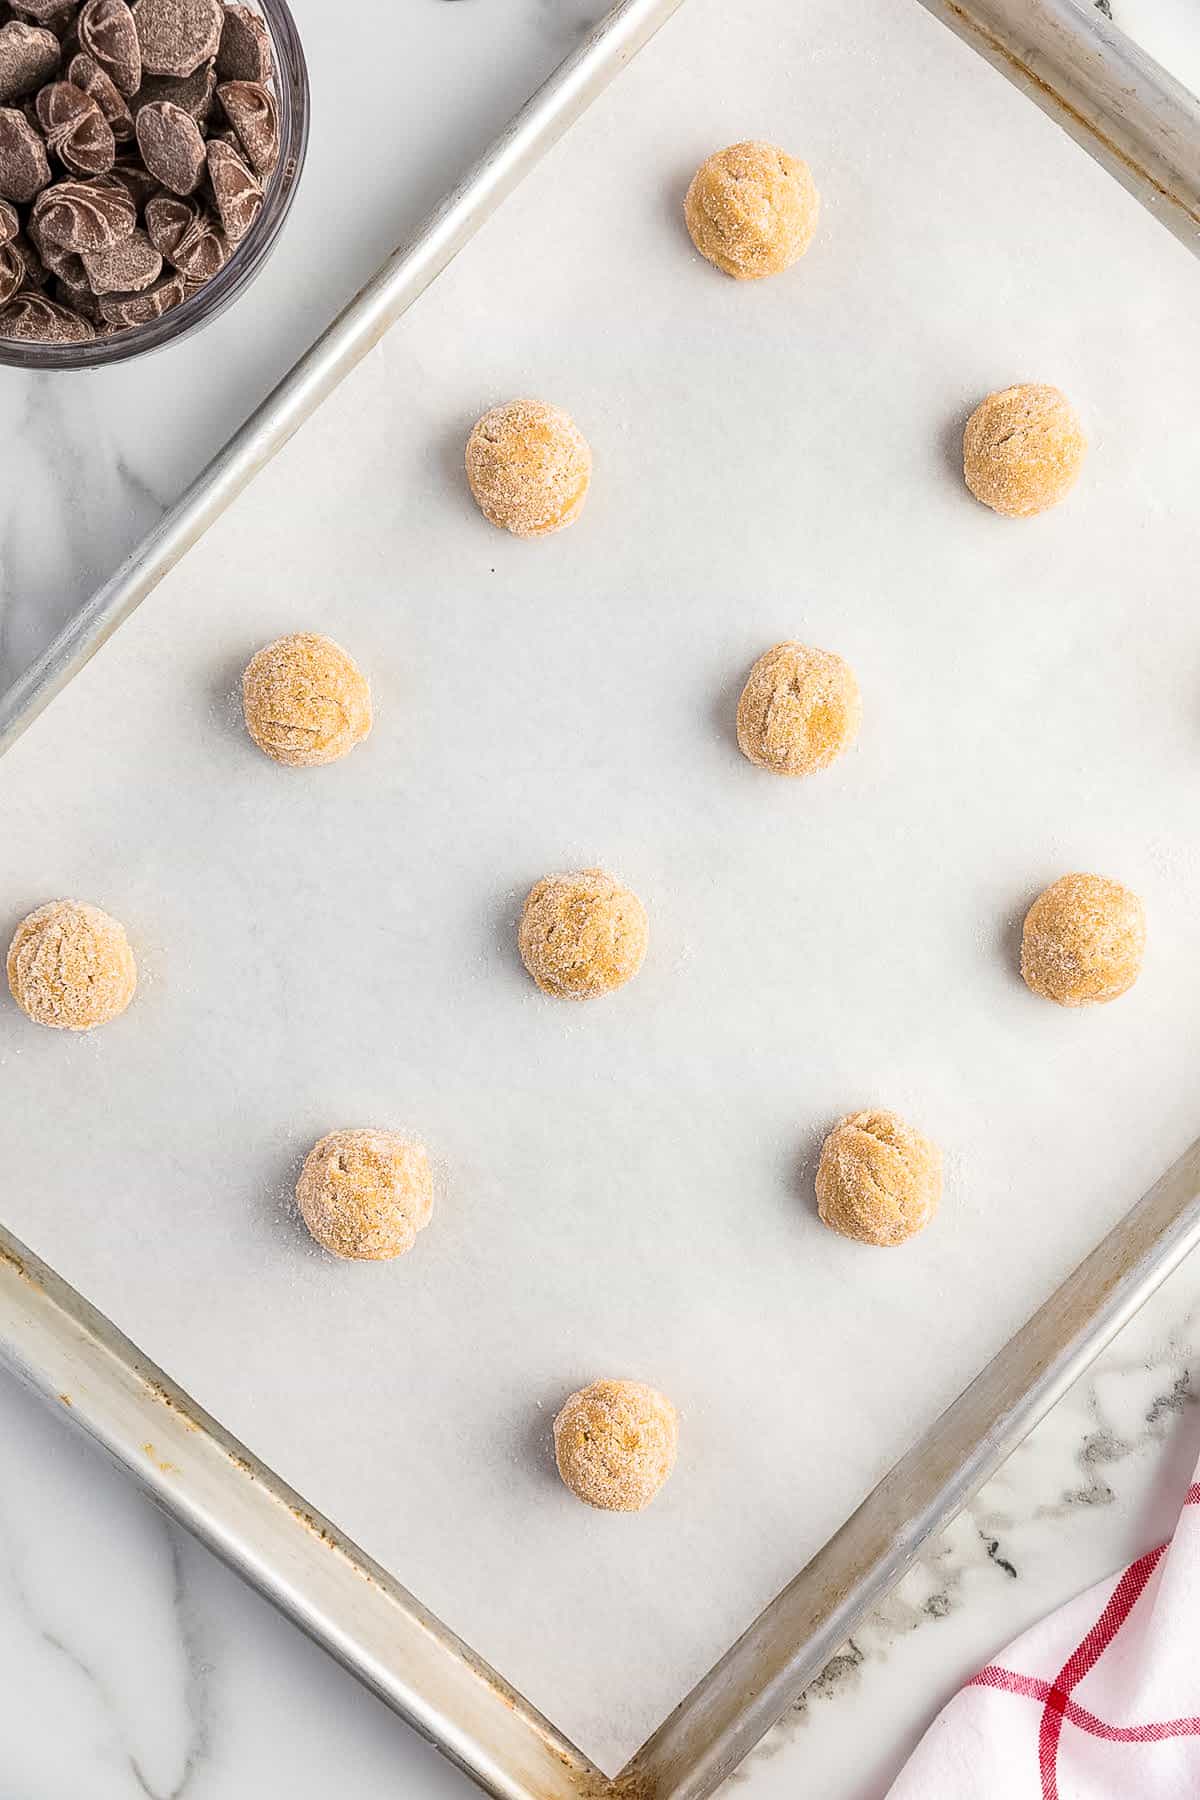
[684,140,819,280]
[736,641,861,777]
[296,1128,434,1261]
[242,632,372,767]
[7,899,137,1031]
[553,1378,678,1512]
[1021,873,1145,1007]
[465,399,591,538]
[518,868,647,1000]
[816,1109,942,1247]
[962,383,1086,518]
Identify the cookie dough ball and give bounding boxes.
[242,632,372,767]
[816,1109,942,1247]
[465,399,591,539]
[518,868,647,1000]
[7,899,137,1032]
[1021,872,1145,1007]
[684,140,819,280]
[553,1379,678,1512]
[737,641,861,777]
[962,384,1086,518]
[296,1128,433,1261]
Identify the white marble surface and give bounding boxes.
[2,1,1200,1797]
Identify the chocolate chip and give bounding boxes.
[0,285,93,336]
[0,20,59,102]
[10,225,45,282]
[67,50,132,139]
[32,169,134,248]
[36,79,115,173]
[77,0,139,95]
[214,2,266,82]
[27,206,84,274]
[203,130,254,237]
[135,96,200,192]
[0,192,17,238]
[136,53,211,119]
[80,216,156,286]
[214,75,271,177]
[143,185,222,276]
[106,150,156,205]
[9,0,73,21]
[97,259,179,321]
[0,103,48,197]
[53,266,99,313]
[132,0,219,77]
[0,233,22,296]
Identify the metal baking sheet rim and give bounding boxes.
[2,2,1200,1797]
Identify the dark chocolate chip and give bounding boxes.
[78,0,140,95]
[9,0,72,22]
[0,286,94,337]
[53,269,101,315]
[135,96,202,192]
[214,2,267,82]
[10,226,45,282]
[32,170,136,249]
[27,208,86,276]
[37,79,117,174]
[97,261,180,321]
[0,103,49,197]
[0,19,59,102]
[144,185,223,276]
[132,0,220,78]
[68,50,133,139]
[0,234,22,298]
[203,130,256,239]
[136,53,213,119]
[81,219,159,288]
[107,148,157,205]
[214,75,272,177]
[0,192,17,239]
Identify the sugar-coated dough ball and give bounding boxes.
[1021,873,1145,1007]
[962,384,1086,517]
[242,632,372,767]
[7,899,137,1031]
[816,1109,942,1247]
[684,140,819,280]
[465,399,591,539]
[518,869,647,1000]
[736,641,861,776]
[296,1128,434,1261]
[553,1378,678,1512]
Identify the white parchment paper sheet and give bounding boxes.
[2,0,1200,1771]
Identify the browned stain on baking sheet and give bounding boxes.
[939,0,1200,225]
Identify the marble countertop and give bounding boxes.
[3,2,1200,1796]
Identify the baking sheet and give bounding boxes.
[2,0,1200,1773]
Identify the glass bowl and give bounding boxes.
[0,0,309,372]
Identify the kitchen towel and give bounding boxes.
[887,1456,1200,1797]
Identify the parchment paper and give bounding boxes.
[2,0,1200,1770]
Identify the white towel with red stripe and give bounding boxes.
[887,1469,1200,1798]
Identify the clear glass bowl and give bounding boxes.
[0,0,309,372]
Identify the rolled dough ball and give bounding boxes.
[518,868,647,999]
[816,1109,942,1247]
[553,1378,678,1512]
[684,140,819,280]
[296,1128,433,1261]
[962,383,1086,517]
[1021,872,1145,1007]
[736,641,861,776]
[242,632,372,767]
[465,399,591,539]
[7,899,137,1031]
